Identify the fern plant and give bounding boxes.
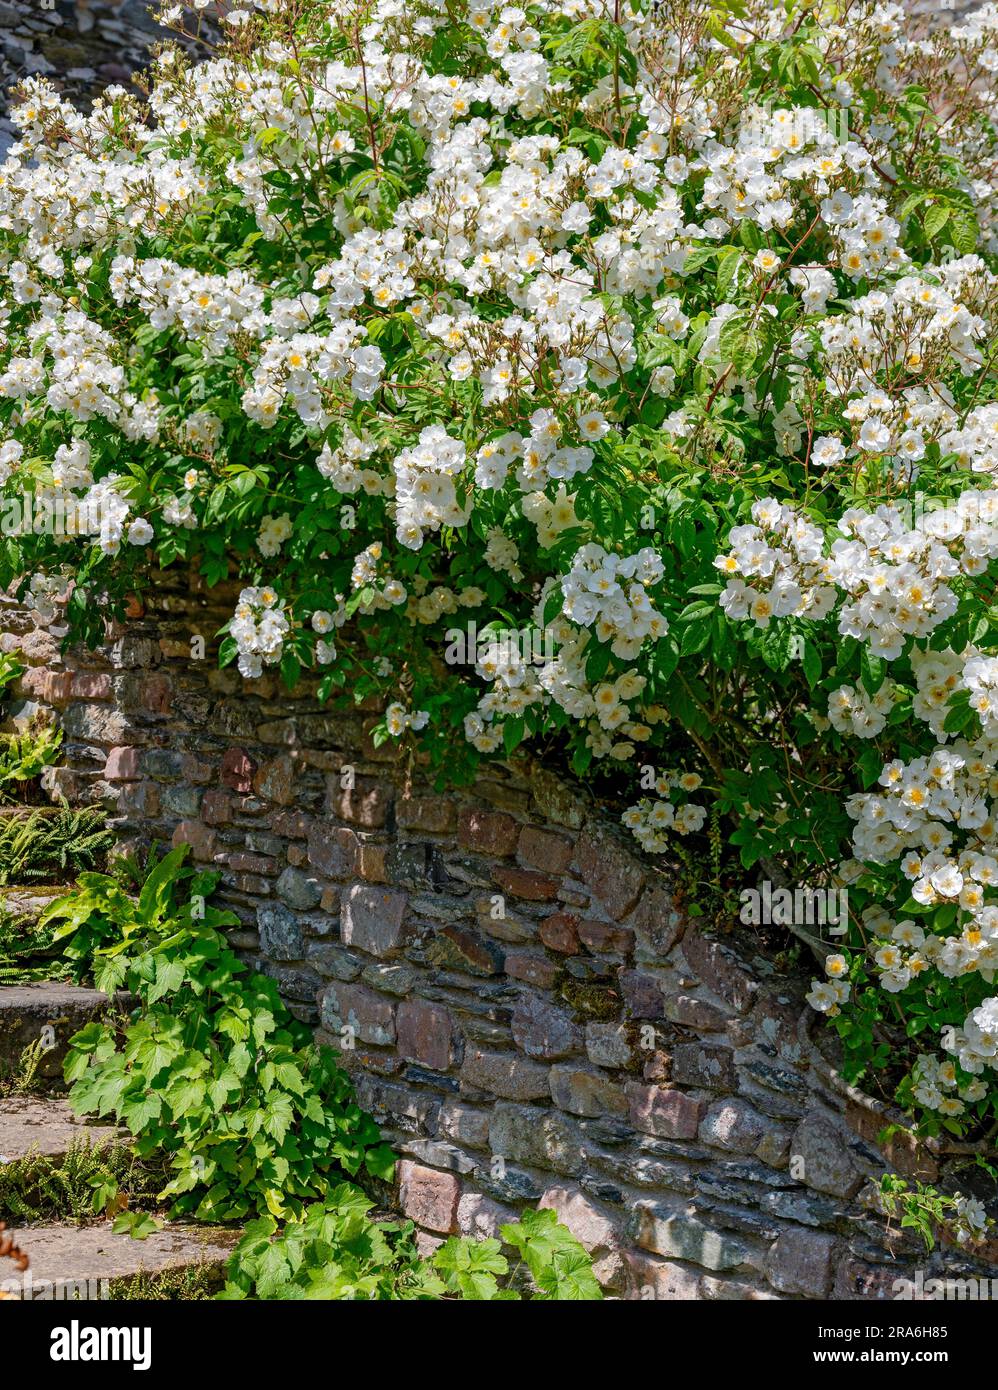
[0,1036,52,1097]
[0,904,67,984]
[0,1137,163,1225]
[0,804,114,886]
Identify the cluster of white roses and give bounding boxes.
[847,742,998,881]
[789,265,836,314]
[961,654,998,739]
[483,527,523,582]
[244,331,383,430]
[0,440,22,488]
[462,605,568,754]
[86,475,146,557]
[818,259,990,399]
[940,400,998,478]
[828,498,998,659]
[716,499,834,628]
[560,543,667,659]
[109,256,266,353]
[462,581,665,762]
[316,430,393,498]
[182,412,221,456]
[229,585,290,679]
[50,440,93,492]
[622,798,707,851]
[314,226,415,313]
[808,727,998,1109]
[413,580,485,626]
[1,307,160,442]
[385,702,430,737]
[827,681,896,739]
[472,415,597,494]
[936,997,998,1107]
[720,490,998,659]
[21,572,66,628]
[914,1045,990,1119]
[805,952,852,1018]
[392,425,470,548]
[521,485,580,548]
[911,647,964,738]
[310,600,346,666]
[344,543,407,616]
[623,770,707,852]
[821,191,904,283]
[257,513,293,558]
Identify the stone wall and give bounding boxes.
[3,568,996,1300]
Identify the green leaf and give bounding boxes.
[499,1209,603,1301]
[137,846,190,926]
[859,646,885,695]
[112,1211,162,1241]
[715,246,742,301]
[363,1144,397,1183]
[801,638,822,689]
[948,208,978,254]
[922,202,950,240]
[262,1093,295,1143]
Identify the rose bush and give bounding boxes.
[3,0,998,1165]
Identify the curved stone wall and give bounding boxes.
[3,569,996,1300]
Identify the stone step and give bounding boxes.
[0,888,70,982]
[0,981,116,1079]
[0,1221,239,1299]
[0,1095,123,1163]
[0,885,66,926]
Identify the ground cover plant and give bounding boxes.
[47,847,600,1298]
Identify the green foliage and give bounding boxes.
[0,723,62,801]
[0,1137,163,1225]
[878,1173,992,1252]
[0,1036,54,1097]
[0,804,114,890]
[497,1207,604,1299]
[109,1264,221,1300]
[53,847,394,1223]
[111,1210,164,1240]
[219,1186,444,1300]
[0,901,66,983]
[220,1192,602,1301]
[0,652,24,698]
